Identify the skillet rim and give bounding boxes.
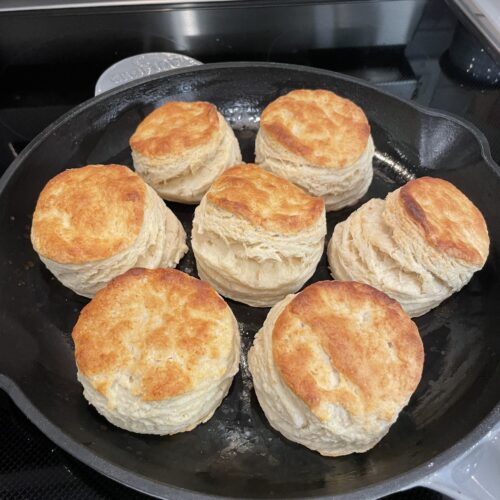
[1,61,499,499]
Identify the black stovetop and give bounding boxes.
[1,0,499,498]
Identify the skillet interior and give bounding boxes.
[0,63,500,499]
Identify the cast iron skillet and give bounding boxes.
[0,63,500,499]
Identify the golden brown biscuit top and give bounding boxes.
[260,89,370,168]
[129,101,220,157]
[206,164,325,234]
[31,165,146,264]
[399,177,489,267]
[72,268,237,401]
[272,281,424,421]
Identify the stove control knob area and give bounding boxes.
[95,52,202,95]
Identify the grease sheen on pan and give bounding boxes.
[328,176,489,317]
[130,101,241,203]
[191,163,327,307]
[248,281,424,456]
[255,89,374,211]
[72,268,240,435]
[31,164,187,298]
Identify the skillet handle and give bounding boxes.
[94,52,203,95]
[415,424,500,500]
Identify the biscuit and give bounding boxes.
[191,164,326,307]
[72,268,240,435]
[31,164,187,297]
[248,281,424,456]
[328,177,489,316]
[130,101,241,203]
[255,89,374,211]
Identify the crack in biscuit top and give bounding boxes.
[399,177,489,267]
[272,281,424,422]
[129,101,220,157]
[206,164,325,234]
[31,164,146,264]
[260,89,370,168]
[72,268,236,401]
